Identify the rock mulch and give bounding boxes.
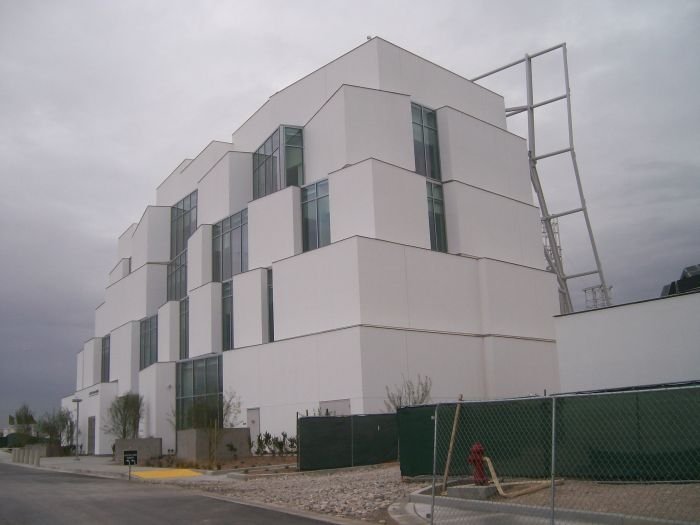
[163,463,408,522]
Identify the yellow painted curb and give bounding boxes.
[132,469,202,479]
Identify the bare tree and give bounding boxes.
[13,403,36,434]
[385,375,432,412]
[104,393,144,439]
[37,408,73,445]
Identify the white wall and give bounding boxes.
[437,107,531,203]
[304,85,414,185]
[110,321,140,395]
[75,350,84,391]
[359,326,487,413]
[81,338,101,389]
[130,206,171,269]
[188,282,222,358]
[272,238,361,340]
[232,268,268,348]
[158,301,180,363]
[223,327,365,436]
[356,238,483,334]
[375,38,506,129]
[483,337,559,399]
[62,381,118,455]
[230,39,382,152]
[139,362,176,453]
[94,263,167,337]
[187,225,213,292]
[197,151,252,226]
[109,258,131,285]
[443,181,545,269]
[117,223,137,261]
[477,258,559,340]
[556,292,700,392]
[248,186,302,270]
[329,159,430,249]
[156,141,233,207]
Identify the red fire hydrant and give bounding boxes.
[468,442,488,486]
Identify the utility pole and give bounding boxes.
[72,398,82,461]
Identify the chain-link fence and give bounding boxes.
[297,413,397,471]
[399,383,700,524]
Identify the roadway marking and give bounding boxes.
[132,469,202,479]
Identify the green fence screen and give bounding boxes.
[298,413,397,471]
[398,385,700,481]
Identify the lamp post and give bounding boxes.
[72,398,82,461]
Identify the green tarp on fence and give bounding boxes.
[398,386,700,481]
[298,413,397,471]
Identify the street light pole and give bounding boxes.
[72,398,82,461]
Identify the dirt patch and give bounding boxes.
[490,479,700,523]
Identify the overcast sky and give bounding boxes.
[1,0,698,427]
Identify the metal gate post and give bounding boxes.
[550,397,557,525]
[430,404,439,525]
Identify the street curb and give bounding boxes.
[387,498,429,525]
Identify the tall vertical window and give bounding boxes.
[212,209,248,282]
[267,268,274,343]
[179,298,189,360]
[222,281,233,351]
[168,190,197,301]
[176,355,222,430]
[301,179,330,252]
[427,181,447,252]
[101,335,110,383]
[167,252,187,302]
[253,126,304,200]
[412,103,441,180]
[139,315,158,370]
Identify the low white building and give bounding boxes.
[62,37,561,455]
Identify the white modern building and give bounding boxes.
[62,37,562,456]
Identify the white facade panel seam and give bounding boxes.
[442,179,538,209]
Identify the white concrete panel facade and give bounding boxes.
[437,107,531,203]
[63,38,568,450]
[188,282,222,358]
[139,362,176,453]
[187,225,213,292]
[130,206,171,269]
[197,151,252,226]
[158,301,180,363]
[556,292,700,392]
[232,269,268,348]
[248,186,302,270]
[443,181,545,268]
[329,159,431,249]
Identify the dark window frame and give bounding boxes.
[101,335,110,383]
[301,179,330,252]
[253,126,304,200]
[179,298,189,360]
[175,355,223,430]
[139,315,158,370]
[212,209,248,282]
[222,281,233,351]
[427,181,448,252]
[412,103,441,181]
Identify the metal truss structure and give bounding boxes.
[471,43,611,314]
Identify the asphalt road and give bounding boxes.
[0,462,327,525]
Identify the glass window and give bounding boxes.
[222,281,233,351]
[175,355,222,430]
[139,315,158,370]
[253,126,304,200]
[412,103,441,180]
[427,181,447,252]
[179,298,189,360]
[101,335,110,383]
[167,251,187,301]
[212,209,248,283]
[267,268,274,343]
[302,180,330,252]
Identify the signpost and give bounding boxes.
[123,450,137,480]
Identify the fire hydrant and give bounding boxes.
[468,442,488,486]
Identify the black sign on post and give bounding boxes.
[123,450,138,466]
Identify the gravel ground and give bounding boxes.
[163,463,410,522]
[492,479,700,523]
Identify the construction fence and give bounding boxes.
[398,383,700,524]
[297,413,397,471]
